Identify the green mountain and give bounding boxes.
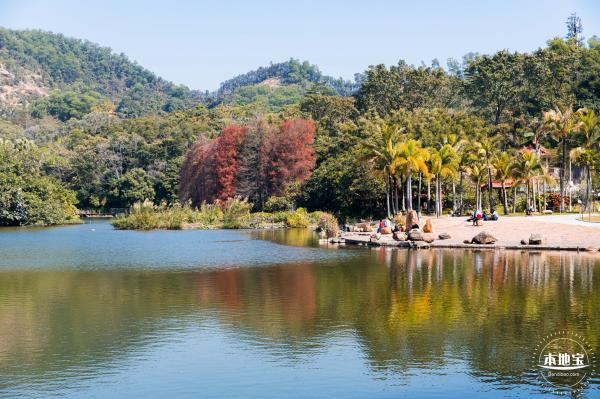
[0,28,199,120]
[209,59,358,111]
[0,29,357,120]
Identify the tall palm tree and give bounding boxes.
[574,108,600,213]
[466,161,487,211]
[473,135,497,213]
[429,144,458,217]
[511,150,543,214]
[441,133,465,214]
[391,139,429,211]
[543,105,582,213]
[492,152,514,215]
[362,121,403,217]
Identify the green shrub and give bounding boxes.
[194,202,223,227]
[264,196,293,212]
[221,198,252,229]
[285,208,309,228]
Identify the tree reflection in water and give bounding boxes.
[0,245,598,396]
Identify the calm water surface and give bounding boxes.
[0,220,599,398]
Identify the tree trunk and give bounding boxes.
[427,180,431,214]
[487,163,494,212]
[393,177,399,215]
[560,138,566,213]
[513,184,517,214]
[406,172,413,211]
[417,173,422,215]
[526,180,530,214]
[386,172,391,217]
[501,182,508,215]
[437,177,443,217]
[459,172,464,215]
[452,181,456,215]
[532,177,537,212]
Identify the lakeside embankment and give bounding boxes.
[336,214,600,252]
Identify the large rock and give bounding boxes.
[393,231,407,241]
[408,229,434,243]
[356,222,372,232]
[380,226,392,235]
[528,233,545,245]
[423,219,433,233]
[405,210,419,230]
[408,228,424,241]
[471,231,497,244]
[438,232,451,240]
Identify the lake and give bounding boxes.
[0,220,599,398]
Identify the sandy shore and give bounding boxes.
[342,214,600,251]
[425,215,600,249]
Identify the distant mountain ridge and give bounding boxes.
[0,28,356,121]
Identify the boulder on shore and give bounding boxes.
[471,231,497,244]
[438,232,451,240]
[423,219,433,233]
[408,228,424,241]
[405,210,419,231]
[520,239,528,245]
[408,229,434,243]
[393,231,408,241]
[528,233,545,245]
[380,226,392,235]
[356,222,372,232]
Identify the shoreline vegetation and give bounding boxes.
[111,198,337,231]
[1,17,600,239]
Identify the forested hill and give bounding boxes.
[0,29,357,118]
[216,59,358,97]
[0,28,199,120]
[207,59,359,111]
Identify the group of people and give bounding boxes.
[467,209,499,226]
[378,218,402,233]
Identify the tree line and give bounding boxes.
[1,15,599,225]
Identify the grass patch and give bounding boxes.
[112,199,330,230]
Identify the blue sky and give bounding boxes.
[1,0,599,90]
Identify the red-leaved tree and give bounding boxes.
[214,125,246,200]
[266,119,316,196]
[180,119,316,207]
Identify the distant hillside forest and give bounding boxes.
[1,15,600,226]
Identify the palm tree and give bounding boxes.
[573,108,600,213]
[441,133,465,214]
[492,152,514,215]
[543,105,582,213]
[473,135,497,213]
[362,121,403,217]
[511,150,543,214]
[429,144,458,217]
[391,139,429,211]
[466,161,487,211]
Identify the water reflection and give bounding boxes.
[0,225,599,397]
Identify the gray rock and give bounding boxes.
[408,228,425,241]
[438,232,451,240]
[471,231,497,244]
[528,233,544,245]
